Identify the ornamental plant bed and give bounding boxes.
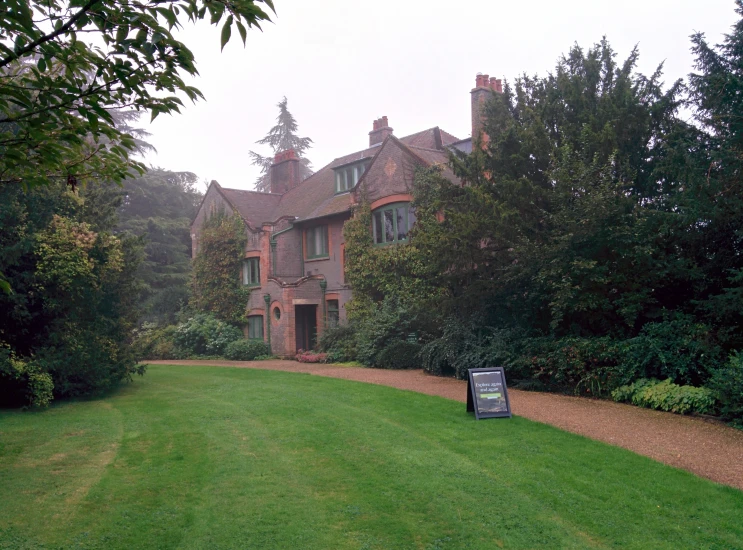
[295,350,329,363]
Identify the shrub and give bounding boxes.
[0,346,54,408]
[420,318,523,380]
[611,378,717,415]
[150,326,179,359]
[513,337,623,397]
[318,323,358,362]
[619,313,724,386]
[224,339,270,361]
[374,340,421,369]
[708,352,743,427]
[34,330,145,398]
[355,297,419,367]
[132,324,180,360]
[173,314,243,356]
[296,351,328,363]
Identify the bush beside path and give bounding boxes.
[147,360,743,491]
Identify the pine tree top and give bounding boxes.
[249,97,313,192]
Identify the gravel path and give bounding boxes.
[147,360,743,491]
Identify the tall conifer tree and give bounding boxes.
[249,97,313,192]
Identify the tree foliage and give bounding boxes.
[345,22,743,416]
[190,213,250,324]
[420,39,693,339]
[117,168,202,325]
[249,96,313,192]
[0,181,143,404]
[0,0,274,188]
[684,5,743,351]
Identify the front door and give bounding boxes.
[295,305,318,351]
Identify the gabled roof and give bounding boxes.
[399,127,460,149]
[404,145,450,166]
[212,126,461,227]
[219,187,282,227]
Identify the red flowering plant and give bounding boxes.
[295,350,329,363]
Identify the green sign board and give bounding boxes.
[467,367,512,420]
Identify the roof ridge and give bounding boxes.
[399,127,433,138]
[221,187,283,196]
[407,145,449,153]
[390,134,437,167]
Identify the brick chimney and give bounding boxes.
[369,116,393,147]
[270,149,301,194]
[471,73,502,140]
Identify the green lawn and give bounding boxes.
[1,366,741,549]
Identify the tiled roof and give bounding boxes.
[402,144,463,188]
[405,145,450,166]
[272,145,378,222]
[398,127,460,149]
[219,187,282,227]
[220,127,461,225]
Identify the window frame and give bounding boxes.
[247,315,264,340]
[242,257,260,286]
[334,160,369,194]
[305,225,329,259]
[372,202,415,246]
[327,299,340,328]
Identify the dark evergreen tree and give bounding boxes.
[421,39,692,339]
[249,97,313,192]
[684,2,743,351]
[117,169,203,325]
[348,37,737,390]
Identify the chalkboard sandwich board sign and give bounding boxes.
[467,367,512,420]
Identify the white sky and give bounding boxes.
[142,0,738,191]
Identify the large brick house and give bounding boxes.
[190,74,502,357]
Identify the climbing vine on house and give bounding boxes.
[190,214,250,325]
[342,180,445,322]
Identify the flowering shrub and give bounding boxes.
[296,351,329,363]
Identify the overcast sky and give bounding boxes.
[142,0,738,191]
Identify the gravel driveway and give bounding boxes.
[147,360,743,491]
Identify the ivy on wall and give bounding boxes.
[190,214,250,325]
[342,172,447,321]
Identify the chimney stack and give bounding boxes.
[270,149,301,194]
[471,72,503,140]
[369,116,393,147]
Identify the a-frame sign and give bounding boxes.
[467,367,512,420]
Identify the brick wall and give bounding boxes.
[270,150,301,194]
[358,139,420,205]
[273,226,303,278]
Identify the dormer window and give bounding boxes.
[335,160,370,194]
